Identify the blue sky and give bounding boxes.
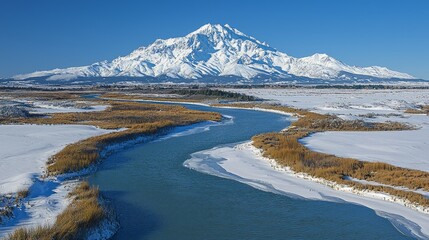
[1,0,428,79]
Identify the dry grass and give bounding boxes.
[7,182,105,240]
[1,100,221,175]
[0,190,30,223]
[16,190,29,200]
[405,105,429,115]
[1,100,220,128]
[0,206,13,224]
[252,132,429,207]
[0,91,82,101]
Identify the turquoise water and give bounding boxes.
[89,104,408,240]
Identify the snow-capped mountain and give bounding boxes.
[13,24,415,82]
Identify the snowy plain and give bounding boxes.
[0,124,112,195]
[300,121,429,172]
[228,88,429,171]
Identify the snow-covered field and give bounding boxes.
[229,88,429,116]
[228,88,429,170]
[300,123,429,172]
[0,100,114,237]
[0,125,112,195]
[0,97,108,115]
[184,142,429,239]
[0,124,112,237]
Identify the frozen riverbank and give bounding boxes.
[0,124,113,237]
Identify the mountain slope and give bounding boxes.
[13,24,415,82]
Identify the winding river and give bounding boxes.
[89,103,408,240]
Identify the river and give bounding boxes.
[89,103,407,240]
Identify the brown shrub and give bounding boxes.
[405,105,429,115]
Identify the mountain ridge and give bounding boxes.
[13,23,415,83]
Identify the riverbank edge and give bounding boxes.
[213,104,429,211]
[246,142,429,214]
[2,116,225,239]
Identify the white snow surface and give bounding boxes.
[301,123,429,172]
[0,180,78,237]
[229,88,429,116]
[0,124,112,195]
[30,103,108,114]
[228,88,429,172]
[13,24,414,81]
[184,142,429,240]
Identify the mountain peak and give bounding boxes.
[191,23,223,33]
[312,53,330,59]
[189,23,234,37]
[187,23,271,49]
[13,24,416,82]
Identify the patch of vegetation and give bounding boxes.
[101,88,258,103]
[0,91,81,101]
[405,105,429,115]
[0,190,30,224]
[0,206,13,224]
[7,182,105,240]
[16,189,29,200]
[171,89,258,101]
[0,106,30,118]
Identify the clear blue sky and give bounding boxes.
[1,0,428,79]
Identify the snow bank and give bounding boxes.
[0,124,112,194]
[184,142,429,239]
